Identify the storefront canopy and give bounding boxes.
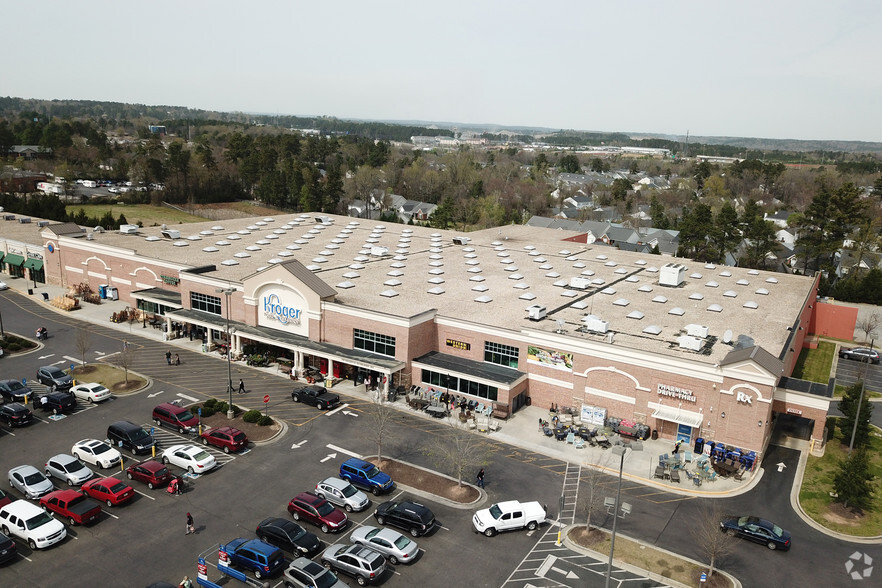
[132,287,183,308]
[167,308,405,373]
[651,405,704,428]
[412,351,526,388]
[23,258,43,271]
[3,253,24,266]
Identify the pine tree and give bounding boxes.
[833,448,874,510]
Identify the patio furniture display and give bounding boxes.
[669,469,681,483]
[654,466,667,480]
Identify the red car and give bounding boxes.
[0,488,12,508]
[287,492,348,533]
[200,426,248,453]
[81,477,135,506]
[125,460,173,489]
[39,489,102,526]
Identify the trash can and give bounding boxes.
[694,437,705,454]
[526,396,532,406]
[651,429,659,441]
[387,389,397,402]
[98,284,108,299]
[107,286,119,301]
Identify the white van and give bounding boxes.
[82,180,97,188]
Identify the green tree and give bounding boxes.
[677,202,717,261]
[796,182,867,273]
[649,194,670,229]
[558,153,581,174]
[838,382,874,450]
[833,448,874,510]
[589,158,608,173]
[610,178,632,201]
[711,202,740,262]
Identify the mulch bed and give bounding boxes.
[373,458,479,504]
[198,410,280,443]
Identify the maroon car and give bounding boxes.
[81,477,135,506]
[125,460,172,489]
[40,490,102,526]
[287,492,348,533]
[200,426,248,453]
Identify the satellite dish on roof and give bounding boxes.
[555,319,565,334]
[723,329,732,344]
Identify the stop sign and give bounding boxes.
[263,394,270,403]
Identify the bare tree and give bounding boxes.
[363,394,398,463]
[423,418,494,487]
[690,501,735,579]
[856,312,879,344]
[109,345,134,384]
[579,453,614,532]
[74,329,92,369]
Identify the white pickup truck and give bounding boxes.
[472,500,546,537]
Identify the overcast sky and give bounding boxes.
[4,1,880,142]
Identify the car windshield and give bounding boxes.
[364,465,380,478]
[109,481,127,493]
[92,443,111,455]
[232,433,246,443]
[394,535,413,550]
[26,512,55,530]
[771,524,784,537]
[130,429,150,441]
[313,569,339,588]
[177,411,195,421]
[341,483,357,498]
[9,381,25,391]
[63,461,84,473]
[24,471,45,484]
[488,504,503,519]
[47,368,64,378]
[91,385,108,393]
[316,501,335,516]
[192,450,210,461]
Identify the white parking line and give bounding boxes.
[325,403,349,416]
[63,356,83,365]
[325,444,362,459]
[133,489,156,501]
[102,510,120,519]
[177,393,200,403]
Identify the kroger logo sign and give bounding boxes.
[263,294,302,326]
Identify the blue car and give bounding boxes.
[720,515,791,551]
[339,458,394,496]
[223,538,286,579]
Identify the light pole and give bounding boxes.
[605,445,628,588]
[848,340,873,456]
[216,287,235,419]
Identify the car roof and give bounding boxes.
[137,460,166,471]
[48,453,78,463]
[295,491,324,504]
[10,464,41,475]
[77,439,107,447]
[343,457,371,468]
[319,477,352,489]
[3,403,29,412]
[260,517,298,532]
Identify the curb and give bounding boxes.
[370,455,487,510]
[252,418,289,446]
[560,524,743,588]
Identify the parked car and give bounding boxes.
[107,420,157,455]
[161,444,217,474]
[291,385,340,410]
[0,403,33,427]
[339,458,394,496]
[36,366,73,390]
[315,477,369,512]
[373,500,435,537]
[283,557,348,588]
[352,525,419,565]
[320,543,387,586]
[0,530,17,565]
[0,379,32,403]
[0,489,12,508]
[35,392,76,415]
[720,515,791,551]
[0,500,66,549]
[81,477,134,506]
[472,500,547,536]
[152,402,199,434]
[44,454,93,486]
[39,489,102,526]
[838,347,880,364]
[70,382,112,403]
[8,465,54,499]
[0,280,7,291]
[200,426,248,453]
[255,516,321,557]
[287,492,348,533]
[71,439,122,469]
[223,537,286,579]
[125,460,172,489]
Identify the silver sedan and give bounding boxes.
[44,454,94,486]
[351,525,420,565]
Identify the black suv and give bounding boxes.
[0,379,33,403]
[374,500,436,537]
[35,391,77,415]
[0,402,34,427]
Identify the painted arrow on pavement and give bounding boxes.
[292,440,309,449]
[320,453,337,463]
[38,354,55,360]
[777,462,787,472]
[341,410,359,417]
[147,391,165,398]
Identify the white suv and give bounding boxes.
[0,501,66,549]
[315,477,369,512]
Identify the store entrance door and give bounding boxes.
[676,423,692,444]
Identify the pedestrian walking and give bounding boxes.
[166,350,172,365]
[174,353,180,366]
[186,512,195,535]
[180,576,193,588]
[673,439,683,454]
[476,468,485,488]
[238,379,245,394]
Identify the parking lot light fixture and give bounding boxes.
[605,445,628,588]
[216,287,235,418]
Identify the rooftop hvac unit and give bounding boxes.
[581,314,609,333]
[4,215,15,221]
[527,305,547,321]
[658,262,686,287]
[677,335,702,351]
[161,229,181,240]
[86,232,94,240]
[685,323,709,338]
[18,217,31,224]
[452,236,471,245]
[314,215,332,225]
[569,277,591,290]
[370,246,389,257]
[37,220,50,227]
[119,224,139,234]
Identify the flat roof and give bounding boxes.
[18,213,816,367]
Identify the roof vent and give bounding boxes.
[678,335,702,351]
[569,277,591,290]
[119,224,139,234]
[161,229,181,240]
[685,324,709,338]
[581,314,609,333]
[370,246,389,257]
[658,262,686,287]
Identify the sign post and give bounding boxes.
[264,394,270,417]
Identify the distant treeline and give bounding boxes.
[0,192,127,230]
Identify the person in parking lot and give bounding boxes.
[174,353,180,366]
[186,512,194,535]
[238,379,245,394]
[476,468,485,488]
[179,575,192,588]
[166,350,172,365]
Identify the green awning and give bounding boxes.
[0,252,4,262]
[3,253,24,266]
[23,258,43,271]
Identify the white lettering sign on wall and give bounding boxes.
[657,383,696,403]
[736,391,753,404]
[257,287,309,337]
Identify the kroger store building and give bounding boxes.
[2,212,832,463]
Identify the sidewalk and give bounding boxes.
[4,276,759,497]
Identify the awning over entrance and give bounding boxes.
[3,254,24,266]
[167,308,404,373]
[23,258,43,271]
[651,405,704,428]
[132,287,183,308]
[412,351,526,387]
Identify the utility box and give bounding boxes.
[98,285,108,299]
[527,305,547,321]
[659,262,686,287]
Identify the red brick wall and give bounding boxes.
[810,301,857,341]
